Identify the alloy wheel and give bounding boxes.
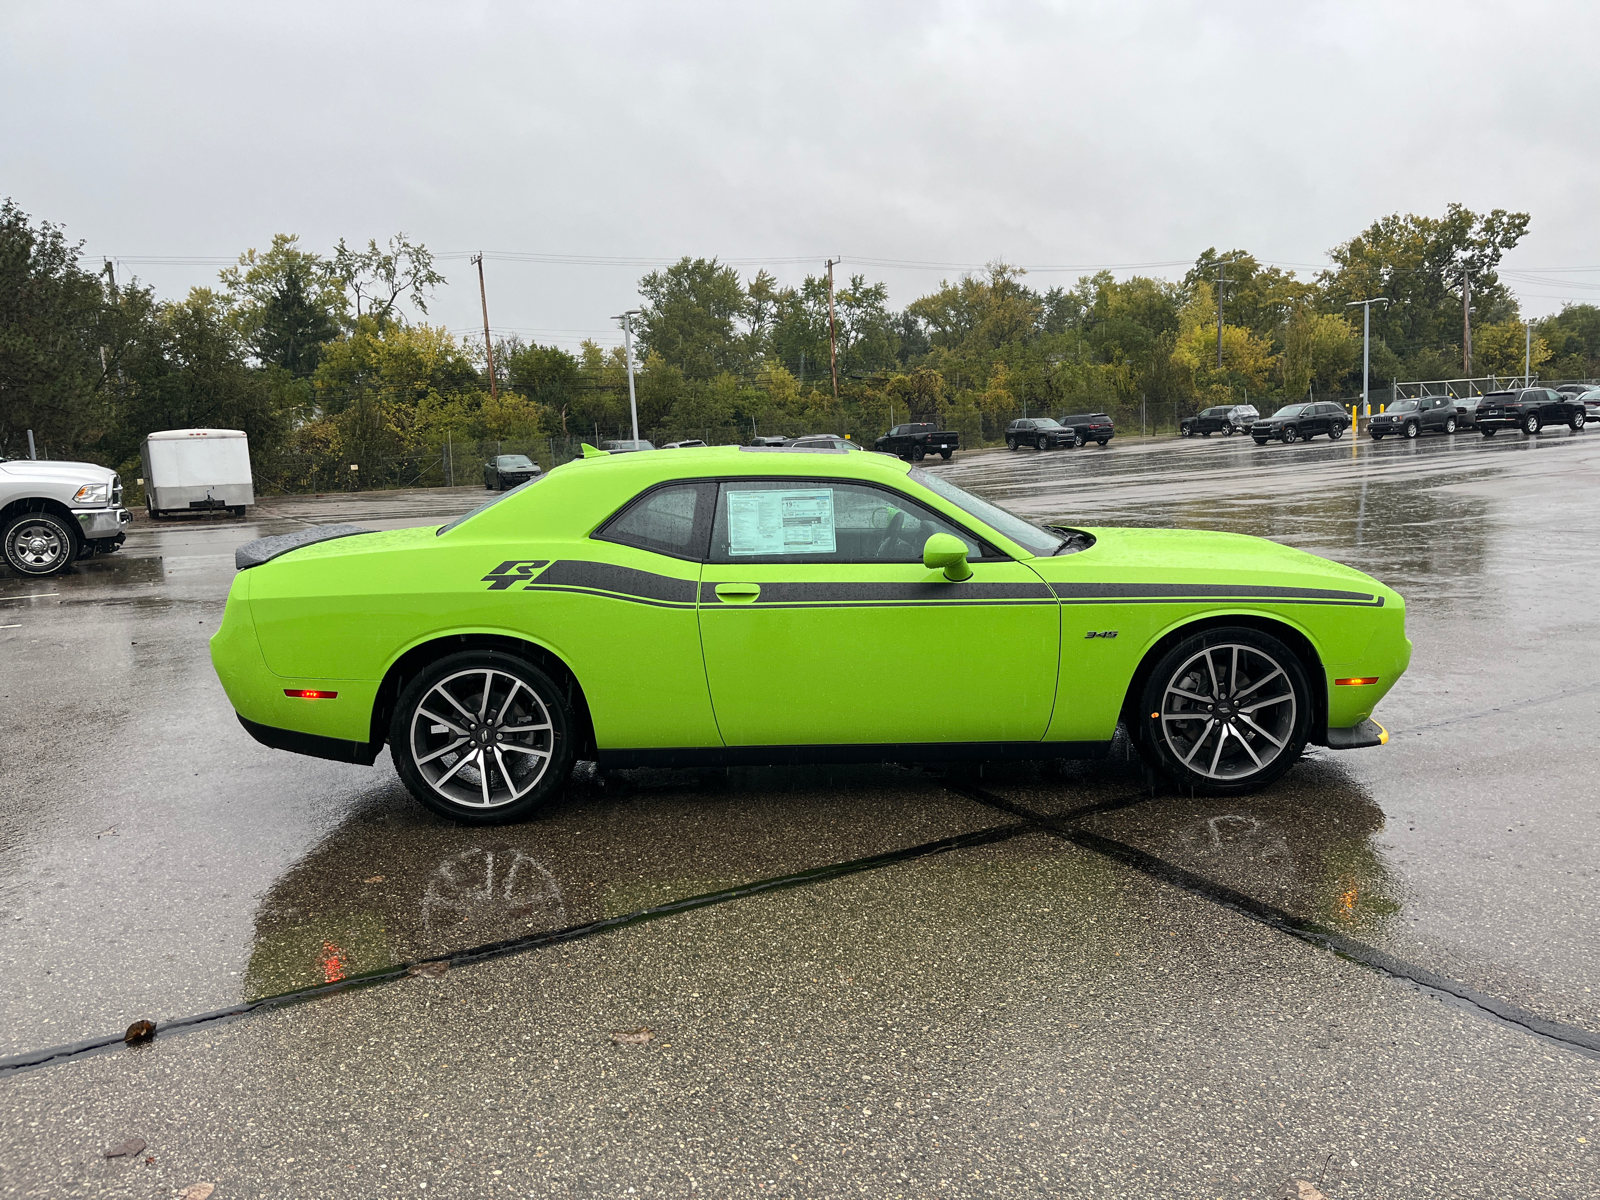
[408,668,556,810]
[1157,642,1298,783]
[4,517,72,575]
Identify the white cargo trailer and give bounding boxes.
[140,428,255,518]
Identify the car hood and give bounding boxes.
[0,459,118,487]
[1029,527,1401,606]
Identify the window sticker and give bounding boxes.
[727,489,837,556]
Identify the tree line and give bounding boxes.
[4,195,1598,482]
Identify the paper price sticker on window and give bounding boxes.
[728,489,837,556]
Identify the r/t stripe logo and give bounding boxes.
[482,559,550,590]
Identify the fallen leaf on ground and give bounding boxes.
[363,875,385,883]
[1274,1182,1327,1200]
[103,1137,146,1158]
[178,1184,215,1200]
[610,1028,653,1045]
[407,961,448,979]
[123,1020,155,1045]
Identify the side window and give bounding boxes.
[710,480,986,564]
[594,482,714,560]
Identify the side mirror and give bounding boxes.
[923,532,972,582]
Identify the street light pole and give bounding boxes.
[1524,320,1532,385]
[613,310,642,444]
[1346,297,1390,417]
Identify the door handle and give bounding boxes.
[715,583,761,603]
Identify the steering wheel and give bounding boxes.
[874,510,909,559]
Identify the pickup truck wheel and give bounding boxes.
[391,651,575,825]
[1404,421,1419,439]
[1522,413,1541,435]
[1006,437,1018,451]
[939,449,952,460]
[1036,435,1048,451]
[1136,626,1311,795]
[3,511,79,577]
[1445,416,1457,433]
[912,445,926,461]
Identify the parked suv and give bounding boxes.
[1476,389,1587,437]
[1251,402,1350,444]
[1369,396,1457,440]
[0,456,131,577]
[1006,418,1077,450]
[1180,404,1259,438]
[1058,413,1115,447]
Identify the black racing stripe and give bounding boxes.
[1057,595,1384,608]
[699,580,1055,605]
[1050,582,1377,603]
[533,561,697,605]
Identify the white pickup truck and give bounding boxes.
[0,457,131,577]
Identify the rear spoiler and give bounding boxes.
[235,524,375,571]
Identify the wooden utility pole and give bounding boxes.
[473,253,498,400]
[1214,256,1241,369]
[825,257,841,402]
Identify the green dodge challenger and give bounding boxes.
[211,446,1409,824]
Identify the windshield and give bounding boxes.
[437,473,549,535]
[1390,400,1418,413]
[909,468,1065,556]
[498,455,535,468]
[1033,418,1063,429]
[1273,405,1306,418]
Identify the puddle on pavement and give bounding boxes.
[242,763,1007,1000]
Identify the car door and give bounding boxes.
[697,477,1060,749]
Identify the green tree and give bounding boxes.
[329,233,445,325]
[636,257,749,378]
[0,198,108,458]
[220,234,344,375]
[1536,304,1600,380]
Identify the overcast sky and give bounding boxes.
[5,1,1597,351]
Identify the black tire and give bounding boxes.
[1370,432,1384,440]
[1329,424,1344,440]
[1404,421,1419,440]
[1482,428,1497,438]
[1036,435,1049,451]
[230,506,247,517]
[1201,429,1211,437]
[390,650,576,825]
[1071,432,1085,448]
[1571,412,1586,432]
[1006,437,1018,451]
[1523,412,1541,435]
[939,449,952,460]
[1134,625,1311,795]
[1220,423,1233,436]
[1097,439,1110,446]
[1253,438,1269,446]
[1281,426,1299,444]
[1445,416,1457,434]
[1181,425,1193,438]
[2,511,80,577]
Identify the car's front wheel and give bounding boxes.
[1281,426,1299,444]
[1181,425,1193,438]
[1404,421,1419,439]
[1036,435,1049,451]
[1220,423,1233,436]
[1006,437,1018,451]
[1136,626,1311,794]
[3,511,80,577]
[391,651,576,825]
[1071,432,1085,448]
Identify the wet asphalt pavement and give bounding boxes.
[1,434,1598,1198]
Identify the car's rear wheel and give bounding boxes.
[1482,427,1497,438]
[1445,416,1457,434]
[1329,424,1344,440]
[1523,413,1541,435]
[1572,412,1586,432]
[3,512,79,577]
[1136,627,1311,795]
[391,651,575,825]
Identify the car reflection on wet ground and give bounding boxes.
[1,438,1597,1198]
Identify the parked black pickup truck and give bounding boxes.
[874,423,959,461]
[1476,388,1588,437]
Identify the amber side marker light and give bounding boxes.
[284,689,338,699]
[1334,677,1379,686]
